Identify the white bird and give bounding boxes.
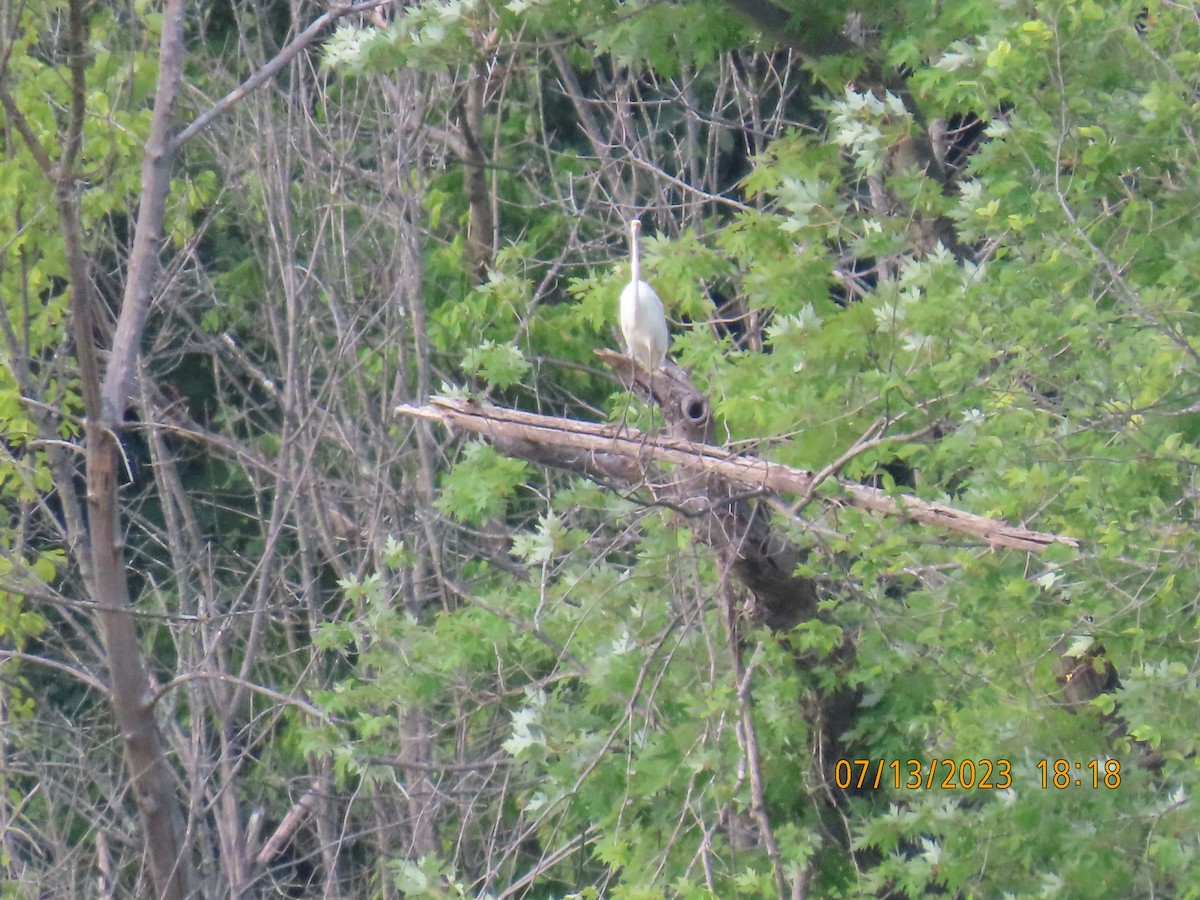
[619,218,669,372]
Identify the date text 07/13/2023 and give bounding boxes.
[833,758,1122,791]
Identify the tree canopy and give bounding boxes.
[2,0,1200,896]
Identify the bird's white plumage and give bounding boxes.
[620,219,669,371]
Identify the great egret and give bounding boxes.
[619,218,669,372]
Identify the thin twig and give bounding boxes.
[171,0,395,151]
[150,670,331,721]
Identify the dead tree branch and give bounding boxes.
[397,349,1073,643]
[254,779,327,867]
[394,397,1077,555]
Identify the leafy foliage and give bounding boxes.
[5,0,1200,895]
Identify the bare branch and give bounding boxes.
[170,0,395,152]
[0,649,107,693]
[0,88,55,177]
[150,671,330,721]
[254,779,326,867]
[100,0,186,420]
[395,397,1077,554]
[723,615,789,900]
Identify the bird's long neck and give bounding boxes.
[630,220,641,286]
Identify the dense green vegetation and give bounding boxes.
[2,0,1200,895]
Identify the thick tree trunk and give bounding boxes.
[86,429,195,898]
[68,0,195,894]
